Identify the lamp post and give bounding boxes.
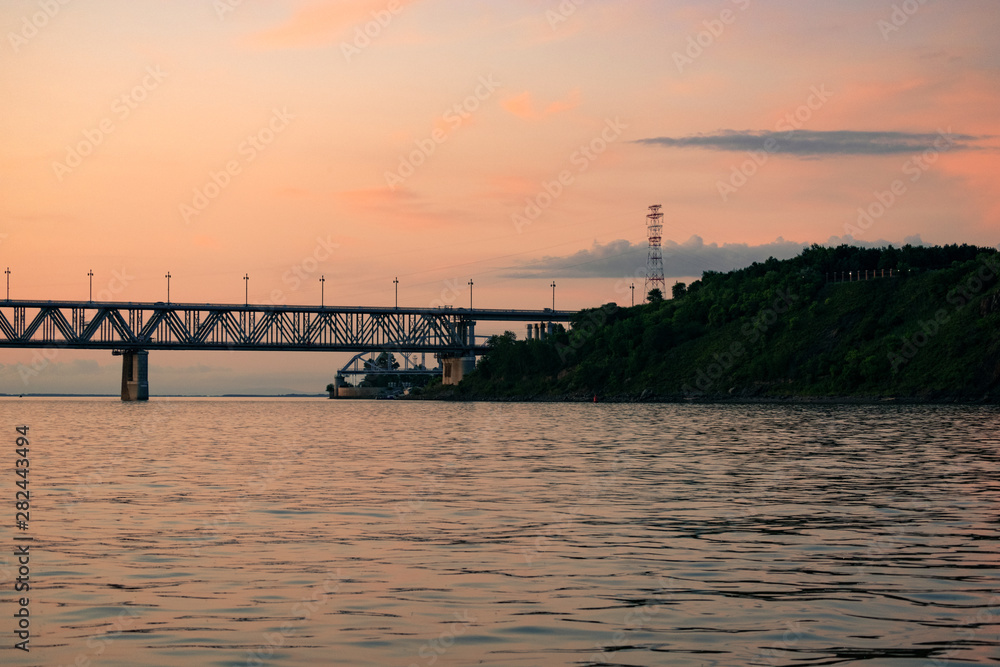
[468,279,474,310]
[165,271,171,304]
[4,267,9,301]
[88,270,94,301]
[244,273,249,306]
[320,275,325,307]
[551,281,556,310]
[630,282,634,307]
[393,277,399,309]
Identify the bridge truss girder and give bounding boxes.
[0,301,497,353]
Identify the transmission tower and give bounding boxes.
[644,204,665,298]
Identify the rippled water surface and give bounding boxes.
[2,399,998,666]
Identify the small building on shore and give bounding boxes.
[327,374,385,399]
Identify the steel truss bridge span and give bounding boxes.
[0,300,574,353]
[0,300,576,400]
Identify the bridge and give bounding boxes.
[0,299,575,400]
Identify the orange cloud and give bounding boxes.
[336,187,418,207]
[334,187,466,230]
[502,91,535,119]
[250,0,420,49]
[192,235,223,249]
[502,89,581,120]
[544,88,581,115]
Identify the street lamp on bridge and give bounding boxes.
[393,277,399,309]
[4,267,9,301]
[551,281,556,310]
[468,279,474,310]
[88,270,94,302]
[320,275,325,308]
[165,271,171,304]
[244,273,249,306]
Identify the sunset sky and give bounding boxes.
[2,0,998,395]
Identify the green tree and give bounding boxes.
[364,352,399,372]
[671,282,687,299]
[360,352,401,388]
[708,303,726,326]
[647,288,664,303]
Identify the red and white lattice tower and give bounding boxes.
[644,204,665,298]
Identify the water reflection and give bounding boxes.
[0,399,997,666]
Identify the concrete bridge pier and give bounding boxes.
[115,350,149,401]
[438,319,477,385]
[441,355,476,385]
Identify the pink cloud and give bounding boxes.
[249,0,420,49]
[501,89,581,120]
[335,187,468,230]
[336,187,418,206]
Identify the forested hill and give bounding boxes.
[449,244,1000,402]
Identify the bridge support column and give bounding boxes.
[119,350,149,401]
[441,355,475,386]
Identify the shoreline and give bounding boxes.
[407,392,1000,405]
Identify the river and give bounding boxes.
[1,399,998,666]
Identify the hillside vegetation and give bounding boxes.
[446,244,1000,402]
